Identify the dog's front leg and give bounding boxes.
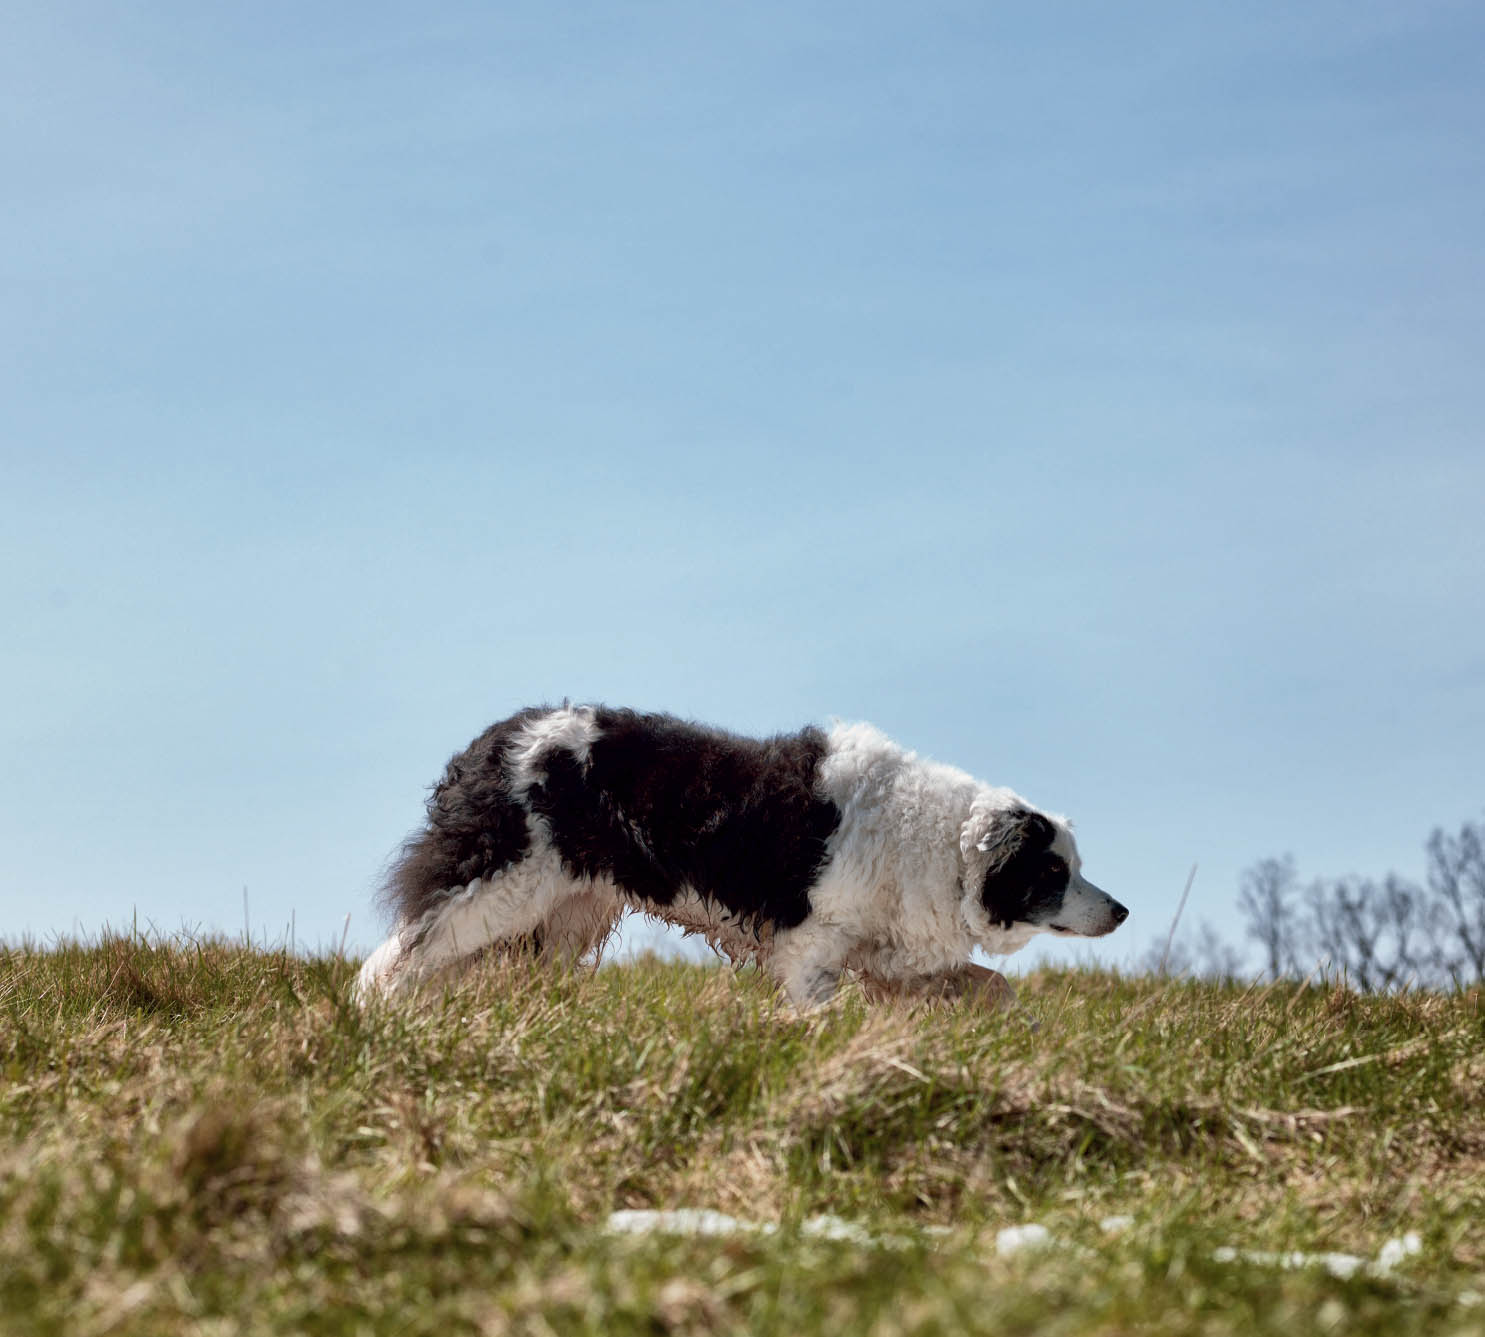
[857,963,1012,1005]
[946,962,1019,1007]
[769,922,857,1009]
[946,963,1039,1028]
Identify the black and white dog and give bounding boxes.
[357,705,1128,1006]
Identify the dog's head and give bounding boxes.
[959,802,1127,948]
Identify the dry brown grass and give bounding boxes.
[1,935,1482,1334]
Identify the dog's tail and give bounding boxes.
[376,706,553,937]
[376,825,461,931]
[378,741,540,931]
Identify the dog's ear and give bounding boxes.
[976,808,1051,871]
[975,808,1059,927]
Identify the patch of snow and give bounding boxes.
[605,1209,930,1250]
[605,1212,1438,1295]
[1212,1246,1365,1280]
[608,1209,762,1238]
[1375,1232,1422,1271]
[800,1217,877,1246]
[995,1223,1053,1256]
[1210,1232,1421,1281]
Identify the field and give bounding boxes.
[2,935,1482,1335]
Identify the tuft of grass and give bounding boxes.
[1,932,1482,1334]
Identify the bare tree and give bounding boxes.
[1134,918,1244,982]
[1379,873,1427,985]
[1238,856,1300,981]
[1232,817,1482,992]
[1304,874,1425,992]
[1136,933,1193,978]
[1426,818,1485,985]
[1193,920,1245,982]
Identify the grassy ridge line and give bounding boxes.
[0,935,1482,1336]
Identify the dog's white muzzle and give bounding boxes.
[1049,877,1129,937]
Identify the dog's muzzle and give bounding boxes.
[1054,876,1129,937]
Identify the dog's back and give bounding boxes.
[384,705,839,935]
[360,703,1126,1005]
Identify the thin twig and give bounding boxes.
[1160,864,1199,975]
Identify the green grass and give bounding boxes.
[2,934,1482,1335]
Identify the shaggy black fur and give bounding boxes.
[524,707,841,931]
[380,706,547,927]
[979,808,1071,930]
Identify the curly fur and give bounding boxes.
[357,705,1128,1006]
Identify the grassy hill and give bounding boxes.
[2,935,1482,1335]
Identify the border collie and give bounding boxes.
[356,705,1127,1006]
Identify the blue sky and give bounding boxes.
[4,2,1482,971]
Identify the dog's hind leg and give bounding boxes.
[355,929,408,1002]
[357,848,577,1000]
[533,886,623,964]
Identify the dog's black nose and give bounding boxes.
[1110,901,1129,925]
